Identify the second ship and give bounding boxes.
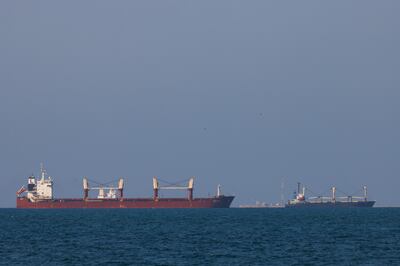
[286,182,375,208]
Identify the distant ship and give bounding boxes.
[16,164,234,209]
[285,182,375,208]
[239,201,284,208]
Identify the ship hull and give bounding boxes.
[285,201,375,208]
[16,196,234,209]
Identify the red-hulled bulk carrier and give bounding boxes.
[16,165,234,208]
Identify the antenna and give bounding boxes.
[280,176,285,206]
[40,162,46,180]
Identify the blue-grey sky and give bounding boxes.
[1,1,399,207]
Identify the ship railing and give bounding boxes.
[307,196,366,203]
[308,197,333,203]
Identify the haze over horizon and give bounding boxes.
[1,1,399,207]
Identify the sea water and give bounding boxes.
[0,208,399,265]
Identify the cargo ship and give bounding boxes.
[16,165,234,208]
[285,182,375,208]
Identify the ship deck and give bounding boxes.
[16,196,235,208]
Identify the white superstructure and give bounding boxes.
[26,163,53,202]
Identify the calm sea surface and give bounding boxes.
[0,208,399,265]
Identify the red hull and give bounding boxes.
[16,196,234,208]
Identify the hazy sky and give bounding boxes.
[1,1,399,207]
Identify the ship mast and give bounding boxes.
[331,186,336,202]
[40,162,45,180]
[363,186,367,201]
[217,184,222,197]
